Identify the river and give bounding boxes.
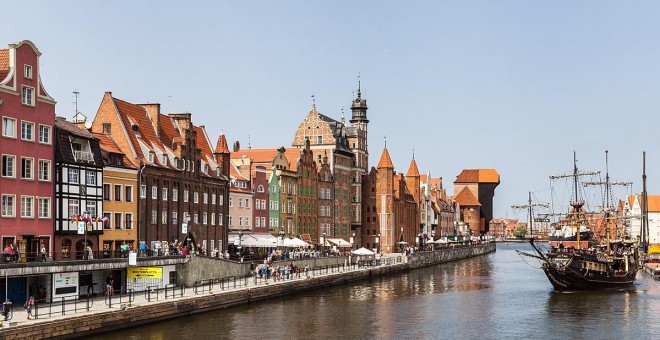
[93,243,660,339]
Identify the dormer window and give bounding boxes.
[24,65,32,79]
[161,154,167,164]
[147,151,154,163]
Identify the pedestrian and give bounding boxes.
[25,296,34,320]
[1,299,11,321]
[40,245,47,262]
[12,243,19,263]
[105,276,113,297]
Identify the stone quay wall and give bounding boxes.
[0,244,495,340]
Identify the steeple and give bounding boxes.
[407,157,420,177]
[350,75,368,124]
[377,147,394,169]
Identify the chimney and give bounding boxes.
[140,103,161,139]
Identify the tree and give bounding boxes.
[514,225,528,239]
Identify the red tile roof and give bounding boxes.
[455,169,500,184]
[377,147,394,169]
[232,148,278,164]
[93,132,136,169]
[0,49,9,81]
[407,158,420,177]
[454,187,481,206]
[215,133,230,154]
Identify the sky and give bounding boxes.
[4,1,660,220]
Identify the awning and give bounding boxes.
[283,237,310,248]
[327,238,352,247]
[229,233,278,247]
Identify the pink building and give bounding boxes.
[0,40,56,260]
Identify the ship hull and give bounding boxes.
[542,262,637,291]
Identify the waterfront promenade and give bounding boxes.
[0,244,495,339]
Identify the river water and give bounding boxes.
[93,243,660,339]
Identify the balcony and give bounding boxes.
[74,150,95,163]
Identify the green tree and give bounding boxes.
[513,225,528,239]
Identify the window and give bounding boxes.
[162,211,167,224]
[211,193,216,205]
[103,212,111,229]
[194,192,199,204]
[86,201,97,216]
[114,185,122,201]
[261,217,265,227]
[115,212,123,229]
[2,155,15,178]
[274,218,279,228]
[257,185,264,193]
[194,213,198,224]
[245,217,250,226]
[21,157,33,179]
[37,197,50,218]
[203,212,208,225]
[239,217,243,226]
[140,185,146,198]
[219,195,224,205]
[151,210,157,224]
[238,198,243,208]
[172,211,178,225]
[172,188,178,202]
[162,187,168,201]
[229,197,233,207]
[1,195,15,217]
[125,186,133,202]
[84,172,95,186]
[38,160,50,181]
[2,117,16,138]
[228,216,232,226]
[219,214,223,226]
[68,199,79,217]
[20,196,33,218]
[21,86,34,106]
[125,213,133,229]
[102,123,111,134]
[256,217,261,227]
[317,136,322,144]
[245,198,250,209]
[211,213,215,226]
[151,186,157,199]
[21,121,34,141]
[68,169,79,183]
[24,65,32,79]
[203,193,208,204]
[184,190,189,202]
[39,125,51,144]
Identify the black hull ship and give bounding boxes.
[517,151,640,291]
[523,239,639,291]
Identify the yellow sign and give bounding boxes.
[127,267,162,279]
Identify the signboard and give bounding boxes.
[53,272,78,299]
[77,222,86,235]
[128,251,137,266]
[127,267,162,279]
[182,223,188,234]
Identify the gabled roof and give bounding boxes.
[455,169,500,184]
[631,195,660,212]
[215,133,230,154]
[377,147,394,169]
[407,158,420,177]
[112,96,160,163]
[55,117,96,139]
[232,148,279,164]
[454,187,481,206]
[0,49,9,82]
[93,132,136,169]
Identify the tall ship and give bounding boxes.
[518,151,640,291]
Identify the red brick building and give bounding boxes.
[453,169,500,235]
[0,40,56,258]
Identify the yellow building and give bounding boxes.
[94,133,138,256]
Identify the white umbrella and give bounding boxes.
[352,247,375,255]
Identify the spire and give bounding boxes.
[350,74,368,124]
[311,94,316,110]
[407,157,420,177]
[377,147,394,169]
[214,133,230,154]
[341,109,345,125]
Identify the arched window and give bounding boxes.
[257,185,264,193]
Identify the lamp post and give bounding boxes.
[375,233,380,253]
[237,230,243,262]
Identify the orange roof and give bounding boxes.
[377,148,394,169]
[230,163,249,181]
[635,195,660,212]
[93,133,123,154]
[454,187,481,206]
[284,148,301,172]
[407,158,420,177]
[193,125,213,160]
[112,96,160,162]
[420,174,428,182]
[215,133,230,154]
[158,114,180,148]
[0,49,9,81]
[232,148,278,164]
[454,169,500,183]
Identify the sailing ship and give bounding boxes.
[518,151,640,291]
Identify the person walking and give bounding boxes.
[25,296,34,320]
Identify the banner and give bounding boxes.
[127,267,162,279]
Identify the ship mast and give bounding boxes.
[511,192,548,239]
[641,151,649,253]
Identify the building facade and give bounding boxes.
[453,169,500,235]
[0,40,56,259]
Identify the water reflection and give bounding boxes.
[92,244,660,339]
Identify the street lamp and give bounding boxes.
[375,233,380,253]
[237,230,243,262]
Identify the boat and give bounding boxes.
[518,151,640,291]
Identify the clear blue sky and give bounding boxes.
[4,1,660,219]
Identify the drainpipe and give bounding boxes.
[137,162,146,244]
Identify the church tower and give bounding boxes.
[350,78,369,172]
